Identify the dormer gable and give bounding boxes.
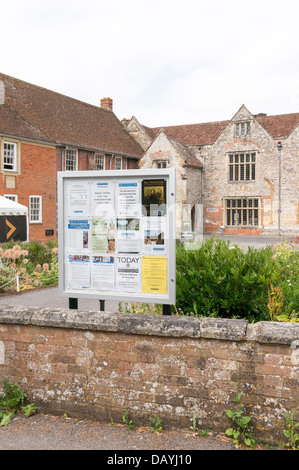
[124,116,153,151]
[231,104,254,139]
[142,128,202,168]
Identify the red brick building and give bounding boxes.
[0,73,143,241]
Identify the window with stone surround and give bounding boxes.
[228,152,256,182]
[156,161,167,168]
[225,197,260,227]
[65,149,78,171]
[3,141,18,171]
[235,121,251,137]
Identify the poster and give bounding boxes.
[66,219,90,250]
[59,170,175,303]
[66,181,89,216]
[66,254,90,290]
[142,179,166,216]
[116,255,141,292]
[92,217,115,253]
[91,255,115,290]
[117,181,140,217]
[142,217,166,255]
[116,218,140,253]
[142,256,167,294]
[91,181,114,216]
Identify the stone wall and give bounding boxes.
[198,106,299,236]
[0,305,298,445]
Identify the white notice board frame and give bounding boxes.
[58,169,176,305]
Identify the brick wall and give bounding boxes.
[0,306,298,445]
[0,140,57,241]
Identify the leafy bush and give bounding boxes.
[0,266,16,293]
[21,240,58,274]
[273,237,299,316]
[0,380,37,426]
[0,240,58,293]
[175,236,297,322]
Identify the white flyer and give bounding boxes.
[142,217,166,255]
[66,181,89,216]
[66,254,90,290]
[91,181,115,216]
[116,181,140,218]
[116,255,141,292]
[66,219,90,250]
[116,218,140,253]
[91,255,115,291]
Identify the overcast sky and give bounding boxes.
[1,0,298,127]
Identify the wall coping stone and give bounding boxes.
[0,305,298,345]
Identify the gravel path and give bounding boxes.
[0,412,237,451]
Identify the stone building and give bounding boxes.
[0,73,143,241]
[125,106,299,236]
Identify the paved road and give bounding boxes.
[0,284,118,311]
[0,413,239,451]
[202,233,297,250]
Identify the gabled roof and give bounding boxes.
[167,135,202,168]
[143,111,299,146]
[0,73,143,158]
[144,120,229,146]
[256,113,299,139]
[0,104,51,143]
[143,128,202,168]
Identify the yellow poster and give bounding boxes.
[142,256,167,294]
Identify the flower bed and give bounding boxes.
[0,240,58,294]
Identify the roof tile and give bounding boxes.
[0,73,143,158]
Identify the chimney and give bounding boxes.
[101,97,113,111]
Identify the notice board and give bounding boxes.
[58,169,176,305]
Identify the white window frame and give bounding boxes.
[29,195,42,224]
[65,149,78,171]
[95,154,105,170]
[3,141,18,172]
[115,156,122,170]
[4,194,18,202]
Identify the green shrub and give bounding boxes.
[0,266,16,293]
[175,237,281,322]
[273,239,299,315]
[0,240,58,292]
[21,240,58,274]
[0,380,37,426]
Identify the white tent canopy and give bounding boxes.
[0,196,28,216]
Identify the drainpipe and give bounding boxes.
[277,141,282,237]
[201,155,205,235]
